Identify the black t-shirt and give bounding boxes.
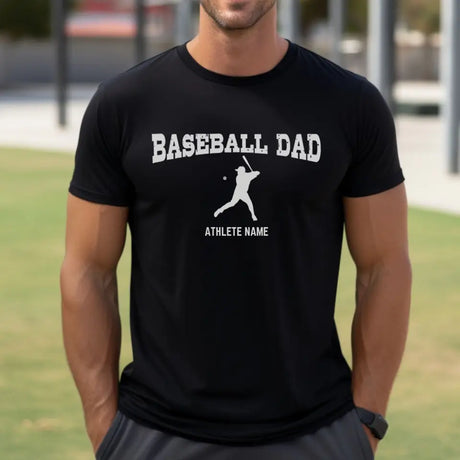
[69,38,404,446]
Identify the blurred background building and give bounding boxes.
[0,0,443,84]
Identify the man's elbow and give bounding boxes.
[357,250,412,291]
[60,257,87,312]
[60,257,115,311]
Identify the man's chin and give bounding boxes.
[211,13,257,30]
[200,0,276,31]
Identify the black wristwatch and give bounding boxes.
[355,406,389,440]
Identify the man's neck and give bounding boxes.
[185,5,288,77]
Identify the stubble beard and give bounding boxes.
[200,0,277,31]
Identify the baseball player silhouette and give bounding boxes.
[214,165,260,221]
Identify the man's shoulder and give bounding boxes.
[294,42,366,95]
[97,44,179,99]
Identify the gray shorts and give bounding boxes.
[95,407,375,460]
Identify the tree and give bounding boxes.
[347,0,367,35]
[299,0,440,37]
[399,0,440,35]
[299,0,368,36]
[0,0,52,40]
[300,0,328,33]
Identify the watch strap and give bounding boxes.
[355,406,389,440]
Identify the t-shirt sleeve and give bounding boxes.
[68,82,134,206]
[340,78,405,197]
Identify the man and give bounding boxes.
[60,0,412,459]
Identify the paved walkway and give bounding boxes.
[1,83,459,215]
[0,84,92,153]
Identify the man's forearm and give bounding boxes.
[60,260,121,443]
[351,254,412,416]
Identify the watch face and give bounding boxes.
[371,414,389,439]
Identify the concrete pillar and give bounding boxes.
[329,0,347,65]
[367,0,396,111]
[135,0,146,63]
[52,0,68,127]
[279,0,300,42]
[0,36,8,88]
[441,0,460,173]
[176,0,193,45]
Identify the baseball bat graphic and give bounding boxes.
[242,155,253,172]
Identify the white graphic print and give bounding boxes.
[150,132,321,163]
[149,132,322,237]
[214,155,260,221]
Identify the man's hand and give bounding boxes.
[87,407,118,454]
[362,423,379,455]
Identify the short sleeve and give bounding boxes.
[340,78,405,197]
[68,82,134,206]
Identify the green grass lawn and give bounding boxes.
[0,146,459,459]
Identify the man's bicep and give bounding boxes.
[343,182,409,271]
[64,192,129,272]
